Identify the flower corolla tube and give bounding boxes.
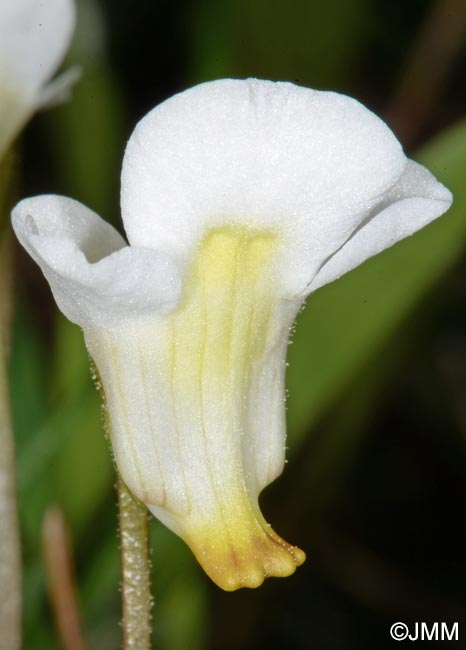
[12,79,452,590]
[0,0,76,159]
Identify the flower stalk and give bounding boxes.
[117,474,152,650]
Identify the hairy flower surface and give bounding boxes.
[12,79,452,590]
[0,0,76,158]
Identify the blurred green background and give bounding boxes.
[9,0,466,648]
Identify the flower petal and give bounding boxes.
[308,160,453,291]
[0,0,75,99]
[0,0,76,156]
[12,195,181,328]
[121,78,406,295]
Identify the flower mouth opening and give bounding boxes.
[24,210,127,265]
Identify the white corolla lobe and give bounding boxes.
[12,79,452,590]
[0,0,76,158]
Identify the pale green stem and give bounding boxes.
[0,236,21,650]
[117,474,152,650]
[94,363,153,648]
[0,150,21,650]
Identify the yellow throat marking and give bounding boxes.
[172,226,280,388]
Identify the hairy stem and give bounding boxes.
[117,475,152,650]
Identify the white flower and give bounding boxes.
[0,0,76,158]
[12,79,452,590]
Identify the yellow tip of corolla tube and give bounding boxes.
[185,512,306,591]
